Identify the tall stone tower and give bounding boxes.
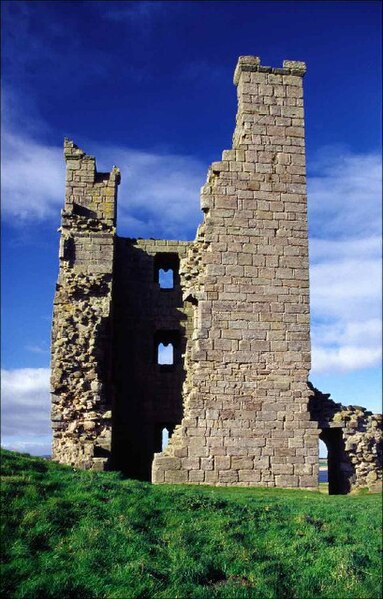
[152,56,318,487]
[51,56,382,492]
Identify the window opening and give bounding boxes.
[154,253,179,290]
[159,268,174,289]
[318,439,328,492]
[154,330,180,369]
[162,427,169,451]
[157,342,174,365]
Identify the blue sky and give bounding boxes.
[1,0,382,457]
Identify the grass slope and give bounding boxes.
[1,449,381,599]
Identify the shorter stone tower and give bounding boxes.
[51,141,120,470]
[51,56,382,492]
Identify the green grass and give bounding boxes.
[1,449,382,599]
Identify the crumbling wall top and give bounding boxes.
[233,55,306,85]
[62,138,120,230]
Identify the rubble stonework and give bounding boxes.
[51,141,119,470]
[308,385,382,493]
[51,57,382,493]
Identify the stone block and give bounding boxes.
[238,469,261,483]
[165,470,188,483]
[272,463,294,475]
[293,463,313,476]
[188,470,205,483]
[205,470,219,484]
[154,457,181,470]
[275,474,299,487]
[215,456,230,470]
[299,475,316,488]
[201,457,214,471]
[219,470,239,484]
[231,456,254,469]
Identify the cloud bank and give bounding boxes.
[1,368,51,455]
[2,130,204,240]
[3,127,381,374]
[307,149,382,374]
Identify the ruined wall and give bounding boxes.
[51,140,119,470]
[152,56,319,487]
[309,385,382,494]
[51,57,381,491]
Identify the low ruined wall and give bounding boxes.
[309,384,382,493]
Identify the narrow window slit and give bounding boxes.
[157,342,174,365]
[162,427,169,451]
[154,253,179,290]
[159,268,174,289]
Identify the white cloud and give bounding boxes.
[310,253,381,321]
[1,132,64,221]
[1,369,51,454]
[312,346,382,374]
[1,129,205,239]
[308,149,382,239]
[104,146,204,240]
[309,236,381,264]
[312,318,382,348]
[308,151,382,374]
[2,436,52,457]
[25,343,50,355]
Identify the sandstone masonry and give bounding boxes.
[51,56,382,493]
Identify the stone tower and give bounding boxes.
[51,56,382,492]
[51,141,120,470]
[152,56,316,487]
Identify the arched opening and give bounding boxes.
[318,439,328,492]
[319,428,354,494]
[162,427,169,451]
[158,268,174,289]
[154,253,179,290]
[157,342,174,365]
[154,423,176,454]
[154,330,180,371]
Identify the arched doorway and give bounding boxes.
[319,428,355,494]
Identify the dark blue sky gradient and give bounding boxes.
[3,1,381,162]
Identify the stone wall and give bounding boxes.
[152,56,319,487]
[51,140,119,470]
[309,384,382,494]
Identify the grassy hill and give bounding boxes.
[1,449,381,599]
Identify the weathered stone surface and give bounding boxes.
[309,384,382,493]
[51,57,382,493]
[151,55,318,490]
[51,140,119,471]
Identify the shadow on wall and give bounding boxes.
[111,240,190,480]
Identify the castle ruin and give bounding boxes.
[51,56,382,494]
